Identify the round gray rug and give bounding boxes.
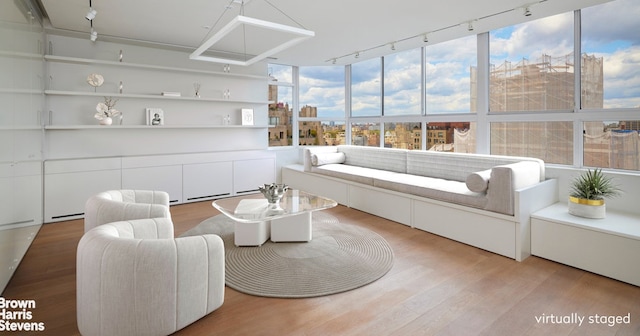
[182,212,394,298]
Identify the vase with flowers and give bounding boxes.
[95,97,121,125]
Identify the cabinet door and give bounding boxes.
[122,165,183,204]
[44,169,121,222]
[233,158,275,194]
[183,162,232,202]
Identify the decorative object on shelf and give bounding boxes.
[146,108,164,126]
[119,49,123,62]
[94,96,121,125]
[258,183,289,204]
[568,168,622,219]
[241,108,254,125]
[194,83,201,98]
[86,73,104,92]
[223,114,231,125]
[223,64,231,73]
[223,89,231,100]
[119,81,123,94]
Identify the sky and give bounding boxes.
[273,0,640,118]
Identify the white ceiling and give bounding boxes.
[37,0,611,66]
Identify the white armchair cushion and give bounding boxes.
[84,190,171,233]
[466,169,492,193]
[311,152,346,166]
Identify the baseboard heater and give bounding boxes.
[52,213,84,220]
[236,189,258,194]
[187,193,230,201]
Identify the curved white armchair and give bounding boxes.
[77,218,225,336]
[84,190,171,233]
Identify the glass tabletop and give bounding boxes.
[212,190,337,223]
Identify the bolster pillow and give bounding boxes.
[466,169,492,193]
[311,152,346,166]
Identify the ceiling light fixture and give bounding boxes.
[190,0,315,66]
[467,21,474,31]
[390,43,396,51]
[355,52,360,59]
[90,28,97,42]
[523,6,532,16]
[423,34,429,43]
[85,8,97,20]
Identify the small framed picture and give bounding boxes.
[146,108,164,126]
[241,108,254,126]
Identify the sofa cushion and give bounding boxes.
[466,169,492,193]
[373,173,488,210]
[311,164,399,186]
[337,145,407,173]
[311,152,346,166]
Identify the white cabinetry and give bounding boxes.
[183,162,233,202]
[233,158,276,194]
[531,203,640,287]
[44,151,276,222]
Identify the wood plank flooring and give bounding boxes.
[3,201,640,335]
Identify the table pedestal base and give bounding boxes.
[234,220,270,246]
[270,212,312,242]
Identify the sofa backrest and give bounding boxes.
[407,151,545,182]
[337,145,407,173]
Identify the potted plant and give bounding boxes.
[568,168,621,219]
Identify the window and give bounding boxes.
[298,121,346,146]
[581,0,640,109]
[384,122,421,149]
[268,64,294,147]
[351,58,382,117]
[351,123,380,147]
[491,122,573,164]
[489,12,574,112]
[383,48,422,116]
[299,66,345,118]
[426,35,477,114]
[584,121,640,170]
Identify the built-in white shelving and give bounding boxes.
[44,125,267,130]
[44,90,272,104]
[44,55,268,80]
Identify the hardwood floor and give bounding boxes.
[3,201,640,335]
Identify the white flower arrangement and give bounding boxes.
[94,97,121,121]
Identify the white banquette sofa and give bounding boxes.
[282,145,558,261]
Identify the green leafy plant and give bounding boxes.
[569,168,622,200]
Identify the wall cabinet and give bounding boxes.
[233,158,277,194]
[184,162,233,201]
[122,165,183,204]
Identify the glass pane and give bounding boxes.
[491,122,573,164]
[426,35,477,114]
[268,64,292,83]
[489,12,574,112]
[299,66,345,118]
[268,85,293,146]
[351,123,381,147]
[383,122,421,149]
[584,121,640,171]
[298,121,346,146]
[384,48,422,116]
[582,0,640,109]
[426,122,475,153]
[351,58,381,117]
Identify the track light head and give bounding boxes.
[423,34,429,43]
[467,21,474,31]
[523,6,532,17]
[332,58,336,64]
[90,28,97,42]
[85,8,97,20]
[391,43,396,51]
[355,52,360,59]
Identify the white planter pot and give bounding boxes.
[568,196,605,219]
[99,117,113,125]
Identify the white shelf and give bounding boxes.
[532,202,640,240]
[0,51,43,60]
[0,126,42,131]
[44,90,272,104]
[45,125,267,130]
[44,55,268,80]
